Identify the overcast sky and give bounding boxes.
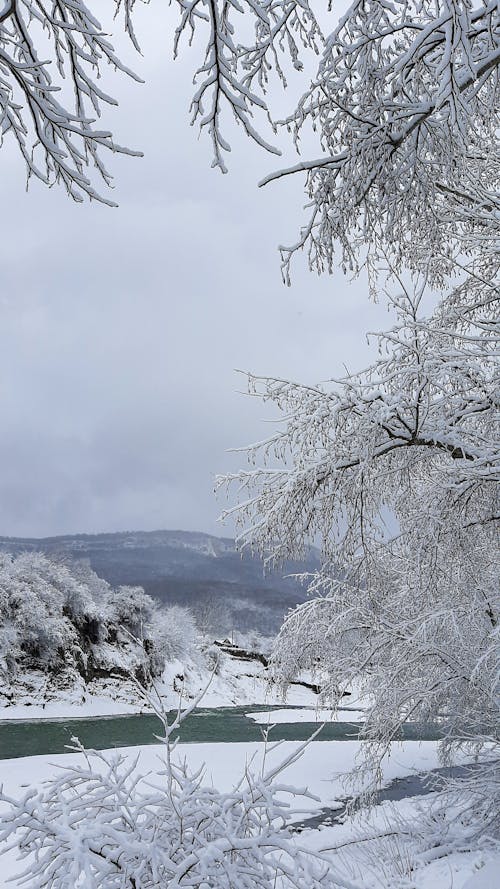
[0,5,389,539]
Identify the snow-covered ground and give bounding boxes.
[0,738,497,888]
[246,706,366,723]
[302,785,499,889]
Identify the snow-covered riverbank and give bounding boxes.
[0,651,328,722]
[0,739,497,889]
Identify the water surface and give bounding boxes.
[0,706,442,759]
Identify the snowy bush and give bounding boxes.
[0,700,352,889]
[151,605,199,666]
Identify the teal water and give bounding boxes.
[0,707,443,759]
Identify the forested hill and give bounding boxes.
[0,530,318,633]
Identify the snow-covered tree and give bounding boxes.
[187,0,498,812]
[194,594,233,640]
[0,553,199,696]
[151,603,199,665]
[220,272,499,805]
[210,4,498,761]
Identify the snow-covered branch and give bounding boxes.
[270,0,500,283]
[173,0,322,172]
[0,1,143,203]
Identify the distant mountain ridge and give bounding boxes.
[0,530,319,633]
[0,529,236,556]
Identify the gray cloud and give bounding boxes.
[0,6,388,538]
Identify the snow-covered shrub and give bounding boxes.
[150,605,199,668]
[0,700,348,889]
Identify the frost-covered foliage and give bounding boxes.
[265,0,500,284]
[0,700,351,889]
[220,271,499,804]
[170,0,499,282]
[3,0,497,264]
[0,552,198,697]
